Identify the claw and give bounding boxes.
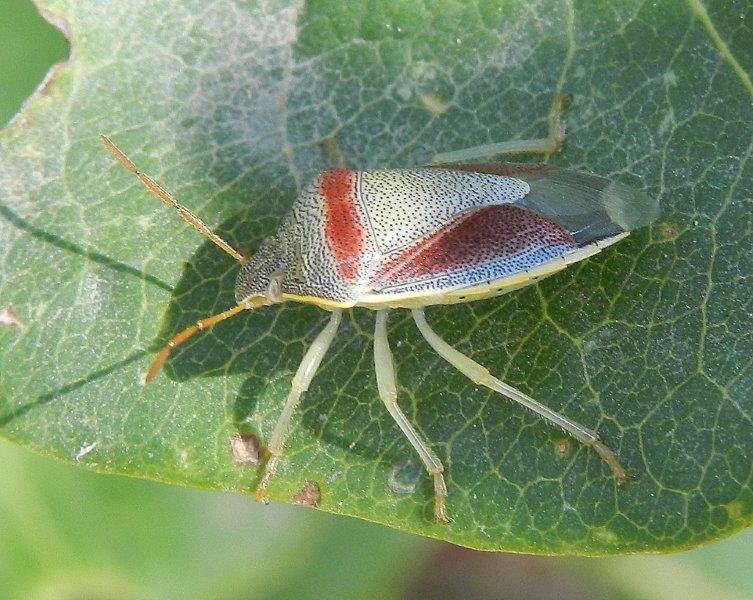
[592,440,630,484]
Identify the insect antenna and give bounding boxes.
[145,303,248,384]
[100,135,244,262]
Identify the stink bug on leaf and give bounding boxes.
[101,109,659,523]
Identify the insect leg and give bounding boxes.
[428,94,567,164]
[145,303,248,383]
[100,135,244,262]
[319,137,350,169]
[256,310,342,503]
[374,310,450,523]
[411,308,628,484]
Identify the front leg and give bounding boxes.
[256,310,342,502]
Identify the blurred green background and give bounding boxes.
[2,1,753,598]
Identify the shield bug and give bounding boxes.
[100,125,659,523]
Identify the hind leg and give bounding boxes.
[429,94,567,164]
[412,308,628,483]
[374,310,449,522]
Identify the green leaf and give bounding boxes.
[1,0,752,553]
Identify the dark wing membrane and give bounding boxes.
[431,163,660,246]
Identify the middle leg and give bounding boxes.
[374,309,450,523]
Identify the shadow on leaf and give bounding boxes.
[146,202,436,472]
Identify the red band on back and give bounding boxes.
[319,169,364,282]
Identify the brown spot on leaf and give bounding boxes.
[553,438,571,456]
[660,223,680,241]
[292,481,321,508]
[229,433,260,466]
[726,500,744,520]
[0,308,24,331]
